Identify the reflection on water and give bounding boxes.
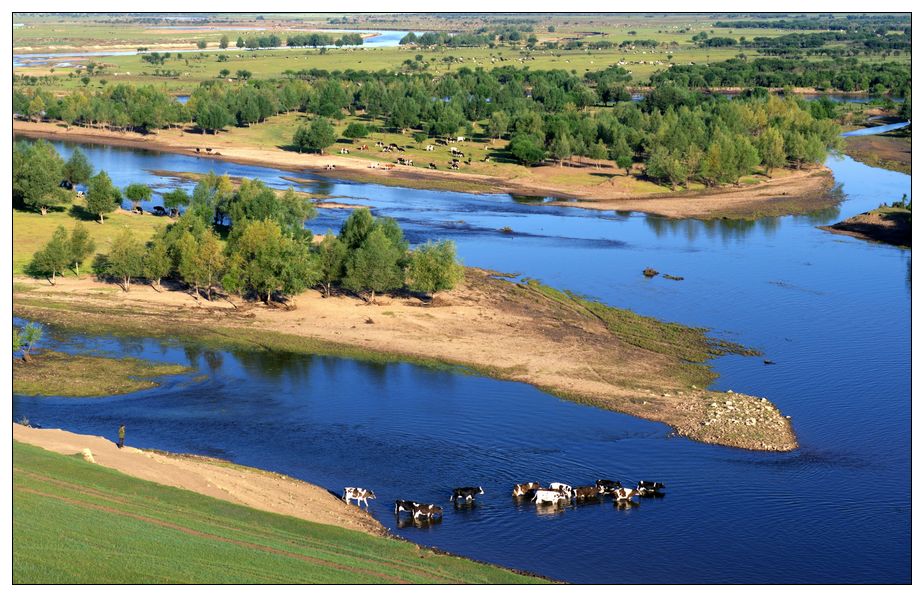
[11,132,910,583]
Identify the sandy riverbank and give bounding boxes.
[821,207,911,247]
[13,120,836,219]
[12,423,386,536]
[13,269,797,452]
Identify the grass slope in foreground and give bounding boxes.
[13,441,545,584]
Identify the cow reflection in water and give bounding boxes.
[396,514,443,529]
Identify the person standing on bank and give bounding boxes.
[117,424,125,449]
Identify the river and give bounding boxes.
[12,125,911,583]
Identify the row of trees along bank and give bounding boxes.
[24,166,464,306]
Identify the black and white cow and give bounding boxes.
[548,483,573,499]
[595,479,622,493]
[412,504,443,520]
[343,487,376,509]
[636,481,665,496]
[450,486,484,503]
[532,488,569,505]
[610,487,639,502]
[394,499,419,515]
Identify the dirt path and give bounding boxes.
[13,424,387,537]
[13,120,835,219]
[13,271,798,452]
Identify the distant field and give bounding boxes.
[13,13,858,91]
[13,441,542,583]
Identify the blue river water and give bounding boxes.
[12,126,911,583]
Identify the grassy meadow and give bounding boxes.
[13,441,544,583]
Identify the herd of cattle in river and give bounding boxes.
[343,479,665,523]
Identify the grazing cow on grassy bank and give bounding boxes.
[343,487,376,509]
[450,487,484,503]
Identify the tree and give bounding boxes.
[342,122,369,139]
[293,118,336,153]
[143,236,172,290]
[162,188,190,216]
[756,128,786,176]
[197,40,208,49]
[63,148,93,187]
[219,34,229,49]
[316,231,347,297]
[104,228,146,291]
[85,171,121,223]
[16,323,43,362]
[69,222,96,277]
[406,240,463,300]
[224,220,319,304]
[13,140,70,215]
[28,226,71,285]
[343,227,405,303]
[508,134,546,166]
[195,100,231,134]
[646,147,688,191]
[177,230,225,300]
[124,183,153,211]
[339,208,375,249]
[236,36,245,48]
[487,111,509,140]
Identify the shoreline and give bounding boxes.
[13,120,837,220]
[820,207,911,247]
[12,423,387,537]
[13,270,798,452]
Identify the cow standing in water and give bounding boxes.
[412,504,443,520]
[394,500,419,515]
[512,482,540,497]
[343,487,376,509]
[450,486,485,503]
[636,481,666,496]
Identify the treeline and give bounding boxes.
[650,57,911,96]
[234,32,365,49]
[25,168,464,305]
[714,15,910,33]
[15,65,842,183]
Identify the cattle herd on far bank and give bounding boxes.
[343,479,666,523]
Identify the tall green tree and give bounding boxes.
[224,220,319,304]
[316,231,347,297]
[13,140,70,215]
[104,228,146,291]
[124,183,153,211]
[143,236,172,290]
[162,188,190,216]
[756,128,787,176]
[68,222,96,277]
[85,171,121,223]
[406,240,464,300]
[63,148,93,187]
[219,34,230,49]
[28,226,71,285]
[343,227,405,303]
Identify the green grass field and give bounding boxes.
[13,441,546,583]
[13,200,163,275]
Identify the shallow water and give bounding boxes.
[13,130,911,583]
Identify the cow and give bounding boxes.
[339,148,350,154]
[152,206,167,216]
[369,162,378,169]
[549,483,573,499]
[596,479,622,493]
[610,487,639,502]
[195,147,201,153]
[412,504,443,520]
[325,164,336,170]
[428,162,437,170]
[572,486,601,501]
[425,144,434,151]
[131,206,144,215]
[343,487,376,509]
[394,500,419,515]
[512,482,540,497]
[75,190,85,198]
[636,481,665,496]
[450,486,484,503]
[456,136,465,142]
[532,488,569,505]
